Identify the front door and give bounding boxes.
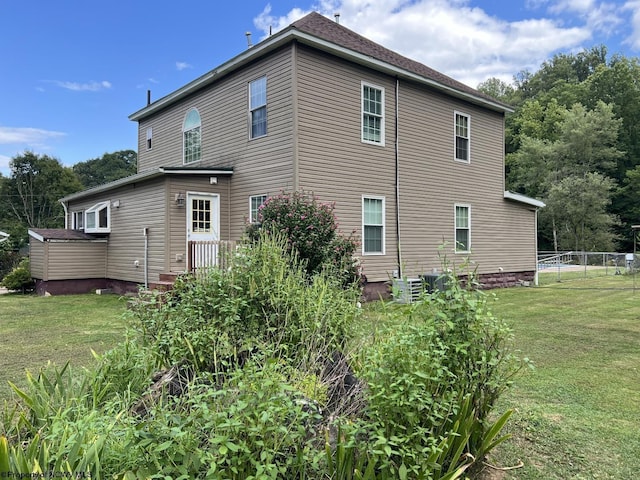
[187,193,220,269]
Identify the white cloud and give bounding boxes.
[176,62,192,71]
[254,0,623,87]
[624,0,640,49]
[0,154,11,174]
[0,127,66,145]
[52,80,112,91]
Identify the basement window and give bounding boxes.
[85,201,111,233]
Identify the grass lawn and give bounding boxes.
[0,293,128,400]
[484,273,640,479]
[1,275,638,478]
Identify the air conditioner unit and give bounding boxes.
[393,278,423,303]
[422,273,447,293]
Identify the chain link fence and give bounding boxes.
[537,251,640,285]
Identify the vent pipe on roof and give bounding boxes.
[334,13,340,23]
[246,32,253,48]
[147,90,151,106]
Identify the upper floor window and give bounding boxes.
[455,112,470,162]
[183,108,201,164]
[85,201,110,234]
[249,194,267,223]
[362,82,385,145]
[72,211,84,230]
[363,196,385,255]
[455,204,470,252]
[249,77,267,138]
[146,127,153,150]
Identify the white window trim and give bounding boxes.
[362,195,385,256]
[146,126,153,150]
[249,194,267,223]
[71,210,84,230]
[361,81,385,146]
[249,76,267,139]
[85,201,111,234]
[454,203,471,253]
[183,107,202,165]
[454,111,470,163]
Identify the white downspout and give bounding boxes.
[143,227,149,289]
[60,200,69,229]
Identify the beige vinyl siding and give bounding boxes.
[396,81,532,277]
[296,46,398,282]
[68,177,167,284]
[29,240,45,279]
[43,241,107,280]
[166,176,232,273]
[136,47,295,241]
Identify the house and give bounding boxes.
[29,11,544,298]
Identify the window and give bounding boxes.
[249,194,267,223]
[455,204,470,252]
[191,197,212,233]
[183,108,201,164]
[72,211,84,230]
[146,127,153,150]
[362,196,385,255]
[455,112,470,162]
[249,77,267,138]
[362,82,385,145]
[85,201,110,234]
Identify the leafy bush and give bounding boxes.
[0,257,34,293]
[0,241,21,280]
[246,190,361,286]
[129,233,360,368]
[355,263,521,477]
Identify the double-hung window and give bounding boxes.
[183,108,201,164]
[249,76,267,138]
[362,196,385,255]
[362,82,384,145]
[455,204,471,252]
[146,127,153,150]
[455,112,470,162]
[249,194,267,223]
[85,201,110,234]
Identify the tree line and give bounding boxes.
[0,150,136,249]
[479,46,640,252]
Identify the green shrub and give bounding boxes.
[355,263,520,477]
[129,233,360,369]
[0,257,34,293]
[0,242,21,280]
[246,190,361,286]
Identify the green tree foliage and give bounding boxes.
[507,102,623,251]
[545,173,619,252]
[504,47,640,250]
[2,152,83,236]
[72,150,137,188]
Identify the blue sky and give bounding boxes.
[1,0,638,177]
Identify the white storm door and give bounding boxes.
[187,193,220,268]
